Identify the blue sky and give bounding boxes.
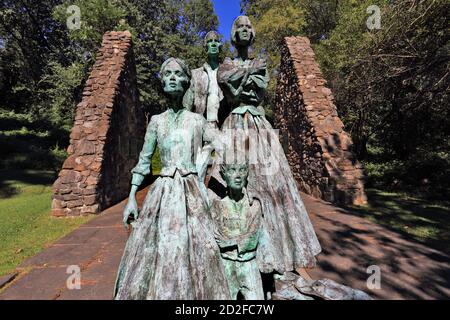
[211,0,242,40]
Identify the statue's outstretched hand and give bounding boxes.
[122,196,139,228]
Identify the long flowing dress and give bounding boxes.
[217,57,322,274]
[114,108,230,300]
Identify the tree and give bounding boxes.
[241,0,307,120]
[119,0,220,114]
[239,0,338,119]
[0,0,221,171]
[243,0,449,195]
[0,0,69,113]
[315,0,449,161]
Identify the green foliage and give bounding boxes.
[313,0,386,75]
[313,1,450,200]
[240,0,354,115]
[2,0,446,198]
[0,0,69,113]
[129,0,221,114]
[363,148,450,200]
[0,110,70,175]
[242,0,308,115]
[1,0,221,113]
[0,0,221,173]
[243,0,306,54]
[243,0,449,197]
[38,61,86,127]
[175,0,219,42]
[53,0,129,52]
[49,144,69,174]
[301,0,339,43]
[316,1,449,156]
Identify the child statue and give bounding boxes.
[114,58,230,300]
[210,162,265,300]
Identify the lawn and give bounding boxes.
[0,170,92,276]
[348,189,450,254]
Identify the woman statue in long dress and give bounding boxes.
[114,58,230,300]
[217,16,322,274]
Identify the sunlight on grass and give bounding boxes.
[350,188,450,253]
[0,170,93,276]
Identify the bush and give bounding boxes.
[0,110,70,176]
[363,152,450,200]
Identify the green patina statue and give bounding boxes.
[114,57,230,300]
[113,15,324,302]
[216,16,322,275]
[210,162,264,300]
[187,30,227,129]
[111,16,371,301]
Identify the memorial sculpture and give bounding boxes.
[216,15,322,274]
[210,162,264,299]
[113,15,371,301]
[114,58,230,300]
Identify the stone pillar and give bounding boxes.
[274,36,367,205]
[51,31,146,216]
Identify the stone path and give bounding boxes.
[1,188,449,300]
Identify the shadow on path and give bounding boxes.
[0,187,448,300]
[306,191,450,299]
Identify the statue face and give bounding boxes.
[206,36,221,56]
[161,60,189,96]
[222,163,249,192]
[235,18,253,46]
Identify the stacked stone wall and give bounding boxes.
[274,36,367,205]
[51,31,145,216]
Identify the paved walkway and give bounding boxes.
[1,188,449,300]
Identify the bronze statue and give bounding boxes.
[217,16,322,274]
[114,58,230,300]
[187,30,228,129]
[210,162,264,299]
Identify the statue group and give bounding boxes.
[113,16,322,300]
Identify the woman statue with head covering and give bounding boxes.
[114,58,230,300]
[216,16,322,276]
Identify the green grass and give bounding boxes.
[348,188,450,254]
[0,170,92,276]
